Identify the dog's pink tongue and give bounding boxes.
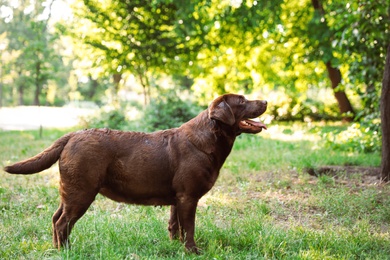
[246,119,267,130]
[258,122,267,130]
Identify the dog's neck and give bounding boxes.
[181,110,236,159]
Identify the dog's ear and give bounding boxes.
[209,98,235,125]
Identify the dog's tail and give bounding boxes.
[4,133,73,175]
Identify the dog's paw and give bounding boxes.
[185,244,202,255]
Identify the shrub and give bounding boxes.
[80,91,202,132]
[142,90,202,131]
[79,99,143,131]
[266,90,340,121]
[81,107,131,130]
[322,121,381,153]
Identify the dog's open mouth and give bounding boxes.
[239,119,267,133]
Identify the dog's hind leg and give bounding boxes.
[52,202,64,249]
[52,153,105,249]
[52,188,98,249]
[53,196,96,249]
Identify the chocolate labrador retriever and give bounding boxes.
[4,93,267,253]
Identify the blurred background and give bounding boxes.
[0,0,387,142]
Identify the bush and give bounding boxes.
[80,91,202,132]
[142,91,202,131]
[322,121,381,153]
[266,90,340,121]
[81,107,132,130]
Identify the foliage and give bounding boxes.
[326,0,389,153]
[0,0,69,106]
[80,99,144,131]
[266,88,340,121]
[326,0,390,119]
[0,0,388,130]
[82,107,129,130]
[81,90,201,132]
[186,0,285,99]
[322,121,381,153]
[142,90,202,131]
[62,0,205,101]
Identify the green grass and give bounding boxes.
[0,123,389,259]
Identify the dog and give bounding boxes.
[4,94,267,253]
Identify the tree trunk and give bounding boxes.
[380,44,390,182]
[113,73,122,94]
[138,73,149,106]
[0,82,3,108]
[112,73,122,106]
[135,67,150,106]
[88,75,98,99]
[325,62,355,121]
[0,66,3,108]
[312,0,355,121]
[18,84,24,106]
[34,61,41,106]
[34,86,40,105]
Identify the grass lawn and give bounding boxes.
[0,123,389,259]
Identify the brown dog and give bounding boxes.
[4,94,267,253]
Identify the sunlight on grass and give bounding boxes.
[262,123,320,142]
[199,189,237,208]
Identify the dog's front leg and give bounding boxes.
[168,205,179,240]
[176,195,200,254]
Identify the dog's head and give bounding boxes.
[209,94,267,134]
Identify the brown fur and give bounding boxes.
[4,94,267,253]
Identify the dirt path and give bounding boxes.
[0,106,95,130]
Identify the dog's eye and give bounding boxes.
[240,98,246,104]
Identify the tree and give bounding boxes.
[65,0,205,105]
[381,44,390,182]
[0,0,65,106]
[182,0,352,119]
[178,0,286,102]
[61,0,386,125]
[309,0,354,121]
[327,0,390,121]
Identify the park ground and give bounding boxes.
[0,108,389,259]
